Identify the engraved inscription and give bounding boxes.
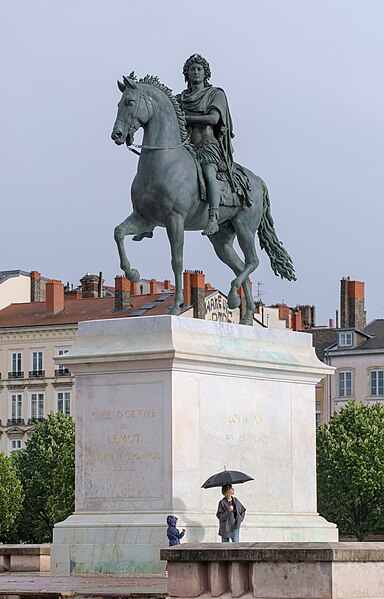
[107,433,141,443]
[224,412,268,462]
[83,382,164,503]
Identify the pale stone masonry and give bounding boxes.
[162,542,384,599]
[51,316,336,575]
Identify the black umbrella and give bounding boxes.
[201,469,254,489]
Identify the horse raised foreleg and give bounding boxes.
[114,211,154,282]
[165,213,184,316]
[209,223,255,326]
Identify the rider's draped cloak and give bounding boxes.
[179,86,234,165]
[178,86,252,206]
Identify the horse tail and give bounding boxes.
[257,180,296,281]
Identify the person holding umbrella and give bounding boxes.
[216,484,246,542]
[202,468,251,542]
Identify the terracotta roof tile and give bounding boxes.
[0,293,177,329]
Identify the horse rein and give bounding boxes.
[128,137,191,153]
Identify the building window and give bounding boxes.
[9,439,22,453]
[55,348,70,376]
[338,332,353,348]
[10,351,23,377]
[31,349,44,372]
[371,370,384,397]
[30,392,45,420]
[338,371,352,397]
[10,393,23,419]
[56,390,71,416]
[315,401,321,427]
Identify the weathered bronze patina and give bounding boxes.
[111,56,295,326]
[177,54,252,235]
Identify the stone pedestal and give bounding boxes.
[51,315,337,576]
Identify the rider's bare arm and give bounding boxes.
[185,108,220,126]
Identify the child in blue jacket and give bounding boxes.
[166,514,185,546]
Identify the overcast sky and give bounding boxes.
[1,0,383,325]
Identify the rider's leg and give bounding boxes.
[202,165,220,236]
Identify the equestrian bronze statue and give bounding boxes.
[111,54,295,326]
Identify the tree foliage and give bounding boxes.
[12,412,75,542]
[317,401,384,540]
[0,452,24,540]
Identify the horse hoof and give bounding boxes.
[125,269,140,283]
[167,306,180,316]
[227,293,241,310]
[239,317,254,327]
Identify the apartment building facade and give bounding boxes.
[0,324,75,453]
[307,277,384,426]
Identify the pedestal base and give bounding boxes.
[51,316,337,575]
[52,511,337,575]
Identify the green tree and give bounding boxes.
[317,401,384,540]
[0,452,24,541]
[12,412,75,542]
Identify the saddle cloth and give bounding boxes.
[196,160,252,208]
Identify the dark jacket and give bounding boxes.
[167,515,185,546]
[216,496,246,538]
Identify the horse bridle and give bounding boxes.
[124,89,190,155]
[124,90,148,142]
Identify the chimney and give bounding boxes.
[348,280,366,330]
[150,279,157,295]
[329,318,335,328]
[292,309,303,331]
[336,310,339,328]
[340,277,366,330]
[114,276,131,311]
[98,271,103,298]
[297,305,316,329]
[340,277,350,327]
[80,273,101,298]
[237,285,247,319]
[130,281,138,295]
[30,271,41,302]
[183,271,192,306]
[164,279,171,290]
[65,289,82,300]
[46,280,64,315]
[190,270,206,319]
[237,280,253,319]
[278,304,290,324]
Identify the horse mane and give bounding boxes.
[139,74,196,158]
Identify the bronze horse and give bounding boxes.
[111,75,295,326]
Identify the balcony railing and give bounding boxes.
[8,371,24,379]
[29,370,45,378]
[7,418,25,426]
[55,368,71,376]
[28,417,46,425]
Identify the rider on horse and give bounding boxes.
[178,54,251,236]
